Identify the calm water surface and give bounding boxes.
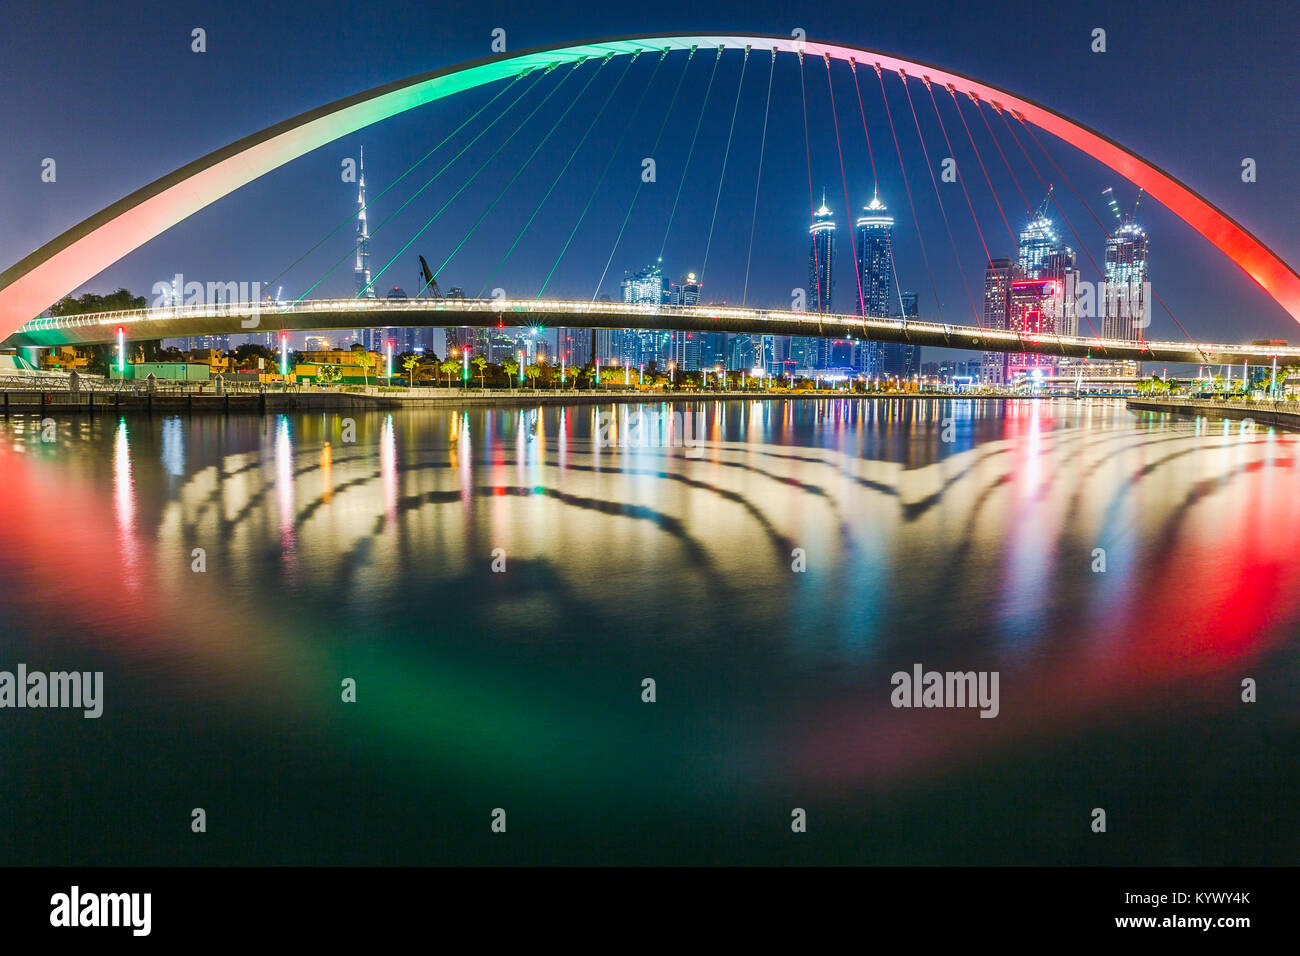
[2,398,1298,864]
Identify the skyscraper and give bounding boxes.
[1006,278,1060,382]
[981,257,1017,385]
[667,272,701,307]
[621,265,667,367]
[854,192,890,377]
[800,194,836,370]
[808,194,836,313]
[1103,220,1149,341]
[1012,197,1076,373]
[856,192,892,317]
[355,146,374,300]
[621,264,665,305]
[353,146,376,350]
[854,191,918,377]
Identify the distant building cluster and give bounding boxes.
[980,188,1149,387]
[152,148,1148,386]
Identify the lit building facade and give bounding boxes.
[981,257,1017,385]
[1103,221,1149,341]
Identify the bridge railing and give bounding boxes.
[16,297,1300,362]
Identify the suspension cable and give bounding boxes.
[874,63,943,325]
[973,96,1031,213]
[948,87,1015,248]
[362,56,613,298]
[900,70,982,326]
[591,47,695,301]
[699,47,750,287]
[922,77,991,267]
[260,72,530,295]
[741,49,777,306]
[476,54,636,298]
[424,52,645,299]
[537,51,669,297]
[848,60,879,196]
[799,51,823,329]
[290,65,553,304]
[825,54,865,318]
[657,46,723,264]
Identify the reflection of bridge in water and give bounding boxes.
[8,297,1300,367]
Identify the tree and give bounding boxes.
[525,363,540,388]
[472,354,488,388]
[317,364,341,384]
[439,357,459,387]
[401,354,420,388]
[352,348,376,387]
[502,358,519,389]
[50,288,146,316]
[232,343,275,368]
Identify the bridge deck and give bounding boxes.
[6,298,1294,366]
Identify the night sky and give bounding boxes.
[3,0,1298,353]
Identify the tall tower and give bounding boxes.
[855,191,915,377]
[1015,191,1076,371]
[352,146,376,351]
[355,146,375,300]
[981,257,1016,386]
[808,193,836,313]
[1102,189,1149,341]
[856,191,893,317]
[800,193,835,370]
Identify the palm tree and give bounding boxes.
[525,363,540,388]
[472,354,488,388]
[502,358,519,389]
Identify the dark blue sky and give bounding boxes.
[3,0,1298,346]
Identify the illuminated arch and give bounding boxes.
[2,32,1297,339]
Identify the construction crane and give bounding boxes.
[1102,186,1143,226]
[1034,185,1054,220]
[418,256,442,298]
